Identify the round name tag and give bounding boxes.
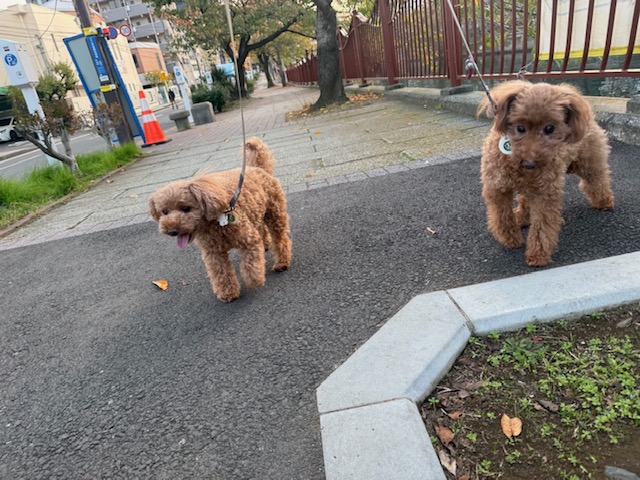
[498,135,512,155]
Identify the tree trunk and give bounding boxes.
[23,130,81,175]
[258,53,275,88]
[312,0,347,110]
[276,54,288,87]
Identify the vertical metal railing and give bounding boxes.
[286,0,640,86]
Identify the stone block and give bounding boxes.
[191,102,215,125]
[169,109,191,131]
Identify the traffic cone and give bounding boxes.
[139,90,171,147]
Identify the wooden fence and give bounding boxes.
[286,0,640,87]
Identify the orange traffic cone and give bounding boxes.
[139,90,171,147]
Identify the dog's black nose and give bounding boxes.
[522,161,537,169]
[167,228,179,236]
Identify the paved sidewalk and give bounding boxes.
[0,83,489,250]
[1,80,639,479]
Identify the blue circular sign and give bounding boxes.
[4,53,18,67]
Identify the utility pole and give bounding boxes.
[73,0,133,144]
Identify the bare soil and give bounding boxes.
[421,303,640,480]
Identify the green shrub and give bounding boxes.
[191,84,231,113]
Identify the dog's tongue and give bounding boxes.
[176,234,190,249]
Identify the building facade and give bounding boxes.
[0,1,147,113]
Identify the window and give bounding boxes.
[132,53,139,68]
[155,53,162,70]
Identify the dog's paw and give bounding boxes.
[496,232,523,249]
[592,196,614,210]
[217,292,240,303]
[273,263,289,272]
[525,252,552,267]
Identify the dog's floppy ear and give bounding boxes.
[477,80,531,134]
[559,84,593,143]
[148,195,161,221]
[188,176,227,222]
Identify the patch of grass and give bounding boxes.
[421,304,640,479]
[0,142,141,230]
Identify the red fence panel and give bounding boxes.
[286,0,640,86]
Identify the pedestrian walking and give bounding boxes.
[168,89,177,110]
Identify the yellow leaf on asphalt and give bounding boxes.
[314,131,321,134]
[153,280,169,291]
[501,414,523,438]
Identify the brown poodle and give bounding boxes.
[149,137,292,302]
[478,80,614,267]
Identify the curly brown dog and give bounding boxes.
[149,137,292,302]
[478,80,614,267]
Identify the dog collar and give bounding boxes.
[498,135,512,155]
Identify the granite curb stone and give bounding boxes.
[319,251,640,479]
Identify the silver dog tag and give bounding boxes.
[217,213,229,226]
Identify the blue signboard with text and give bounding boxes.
[85,35,109,83]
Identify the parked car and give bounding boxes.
[0,116,22,142]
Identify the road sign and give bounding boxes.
[0,39,38,86]
[105,26,118,40]
[119,24,132,37]
[173,65,185,85]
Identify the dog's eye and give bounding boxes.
[181,206,191,213]
[161,209,169,215]
[516,125,526,133]
[543,124,555,135]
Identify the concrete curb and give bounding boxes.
[318,251,640,480]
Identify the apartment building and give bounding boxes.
[0,1,145,112]
[88,0,204,86]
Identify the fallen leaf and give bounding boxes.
[500,413,523,438]
[458,390,470,399]
[532,401,545,411]
[447,410,463,420]
[538,399,559,412]
[437,449,457,476]
[435,425,455,445]
[153,280,169,291]
[616,317,633,328]
[532,335,544,342]
[463,380,484,391]
[426,227,437,235]
[459,475,471,480]
[129,194,139,198]
[106,179,114,184]
[314,131,321,134]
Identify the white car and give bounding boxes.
[0,116,22,142]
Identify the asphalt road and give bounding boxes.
[0,105,177,180]
[1,141,639,479]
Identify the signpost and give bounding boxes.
[173,64,192,122]
[0,38,58,166]
[64,34,142,141]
